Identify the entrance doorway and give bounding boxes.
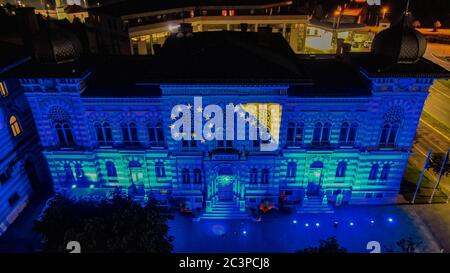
[216,166,235,202]
[307,161,323,195]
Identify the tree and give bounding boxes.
[427,152,450,177]
[385,236,422,253]
[34,193,173,253]
[396,237,421,253]
[412,20,421,28]
[297,236,347,253]
[433,21,442,32]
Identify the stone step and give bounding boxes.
[211,207,239,211]
[202,211,249,218]
[201,214,250,220]
[297,206,334,214]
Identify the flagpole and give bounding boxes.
[429,149,450,203]
[412,149,432,204]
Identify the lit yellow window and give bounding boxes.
[10,115,22,137]
[229,9,235,16]
[0,82,8,97]
[221,9,227,16]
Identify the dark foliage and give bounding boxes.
[427,153,450,177]
[297,236,347,253]
[34,192,173,253]
[385,236,422,253]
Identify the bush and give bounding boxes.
[34,193,173,253]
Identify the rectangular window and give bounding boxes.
[376,193,383,198]
[0,81,8,97]
[365,193,373,198]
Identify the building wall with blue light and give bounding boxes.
[18,74,432,213]
[0,76,51,235]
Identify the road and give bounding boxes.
[424,80,450,126]
[409,120,450,201]
[424,43,450,71]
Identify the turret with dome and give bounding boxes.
[371,10,427,64]
[33,22,83,64]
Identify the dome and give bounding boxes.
[371,12,427,64]
[34,23,83,64]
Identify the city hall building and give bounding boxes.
[1,11,448,219]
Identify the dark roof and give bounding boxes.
[90,0,291,17]
[350,53,450,78]
[0,42,29,73]
[64,4,87,14]
[288,55,371,97]
[82,55,161,98]
[143,31,308,84]
[0,57,91,78]
[371,12,427,64]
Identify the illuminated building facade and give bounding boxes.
[0,43,51,235]
[1,12,448,219]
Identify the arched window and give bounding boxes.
[339,122,349,143]
[74,163,84,179]
[369,164,379,180]
[322,122,331,143]
[250,168,258,184]
[48,106,74,146]
[287,122,304,146]
[336,161,347,177]
[148,122,165,147]
[106,161,117,177]
[194,169,202,184]
[312,122,322,143]
[182,169,190,184]
[339,122,358,144]
[0,82,8,97]
[348,123,358,143]
[95,122,112,145]
[261,168,269,184]
[121,122,139,144]
[55,123,74,146]
[379,107,404,147]
[380,164,390,180]
[155,162,166,177]
[313,122,331,145]
[379,123,400,147]
[287,162,297,178]
[9,115,22,137]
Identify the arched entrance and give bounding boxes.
[307,161,323,195]
[216,166,235,201]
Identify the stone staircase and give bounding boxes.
[201,201,250,219]
[297,196,334,214]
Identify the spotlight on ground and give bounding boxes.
[71,184,77,189]
[305,223,309,227]
[349,222,354,226]
[315,223,320,227]
[388,218,393,223]
[292,220,297,224]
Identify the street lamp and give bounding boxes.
[381,7,389,20]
